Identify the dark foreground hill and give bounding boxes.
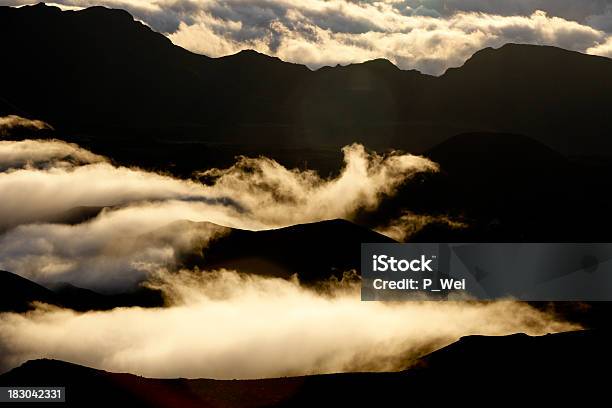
[1,330,609,407]
[193,219,395,282]
[1,4,611,169]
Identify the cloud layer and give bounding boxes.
[0,137,435,290]
[4,1,612,74]
[0,270,576,378]
[0,129,577,380]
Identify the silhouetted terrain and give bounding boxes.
[350,132,612,242]
[194,219,395,282]
[0,219,393,312]
[0,270,163,312]
[0,270,60,313]
[1,3,611,173]
[1,330,609,407]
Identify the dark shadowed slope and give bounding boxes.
[382,132,612,242]
[433,44,612,155]
[1,330,609,407]
[158,219,395,282]
[0,270,163,312]
[1,4,612,159]
[201,219,395,281]
[0,270,60,312]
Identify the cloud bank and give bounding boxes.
[0,131,577,380]
[4,1,612,74]
[0,137,435,289]
[0,270,576,378]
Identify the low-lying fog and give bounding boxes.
[0,120,577,378]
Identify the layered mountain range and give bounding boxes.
[1,3,611,161]
[2,330,609,407]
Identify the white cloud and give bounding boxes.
[167,5,612,74]
[0,270,577,378]
[0,138,436,289]
[588,36,612,57]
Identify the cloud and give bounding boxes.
[375,211,467,242]
[0,130,578,381]
[167,6,611,74]
[0,139,436,289]
[0,115,53,136]
[588,36,612,57]
[0,214,230,290]
[4,1,612,74]
[403,1,612,23]
[0,269,577,378]
[0,139,106,171]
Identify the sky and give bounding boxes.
[2,1,612,74]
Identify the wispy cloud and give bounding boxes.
[0,136,436,289]
[0,115,53,136]
[376,211,467,242]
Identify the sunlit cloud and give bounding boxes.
[0,115,53,136]
[0,136,436,289]
[0,139,106,170]
[375,211,467,242]
[588,36,612,57]
[0,270,578,378]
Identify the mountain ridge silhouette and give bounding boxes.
[2,3,611,157]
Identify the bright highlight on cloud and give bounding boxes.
[0,270,577,379]
[376,211,467,242]
[0,139,106,170]
[0,136,436,289]
[4,1,612,74]
[0,115,53,136]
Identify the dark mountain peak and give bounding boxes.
[219,49,309,72]
[317,58,402,74]
[20,2,61,13]
[427,132,567,176]
[76,5,133,20]
[352,58,399,70]
[14,2,133,23]
[2,3,172,46]
[445,42,612,77]
[2,5,612,156]
[235,49,267,57]
[7,359,101,380]
[222,49,278,63]
[429,132,563,159]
